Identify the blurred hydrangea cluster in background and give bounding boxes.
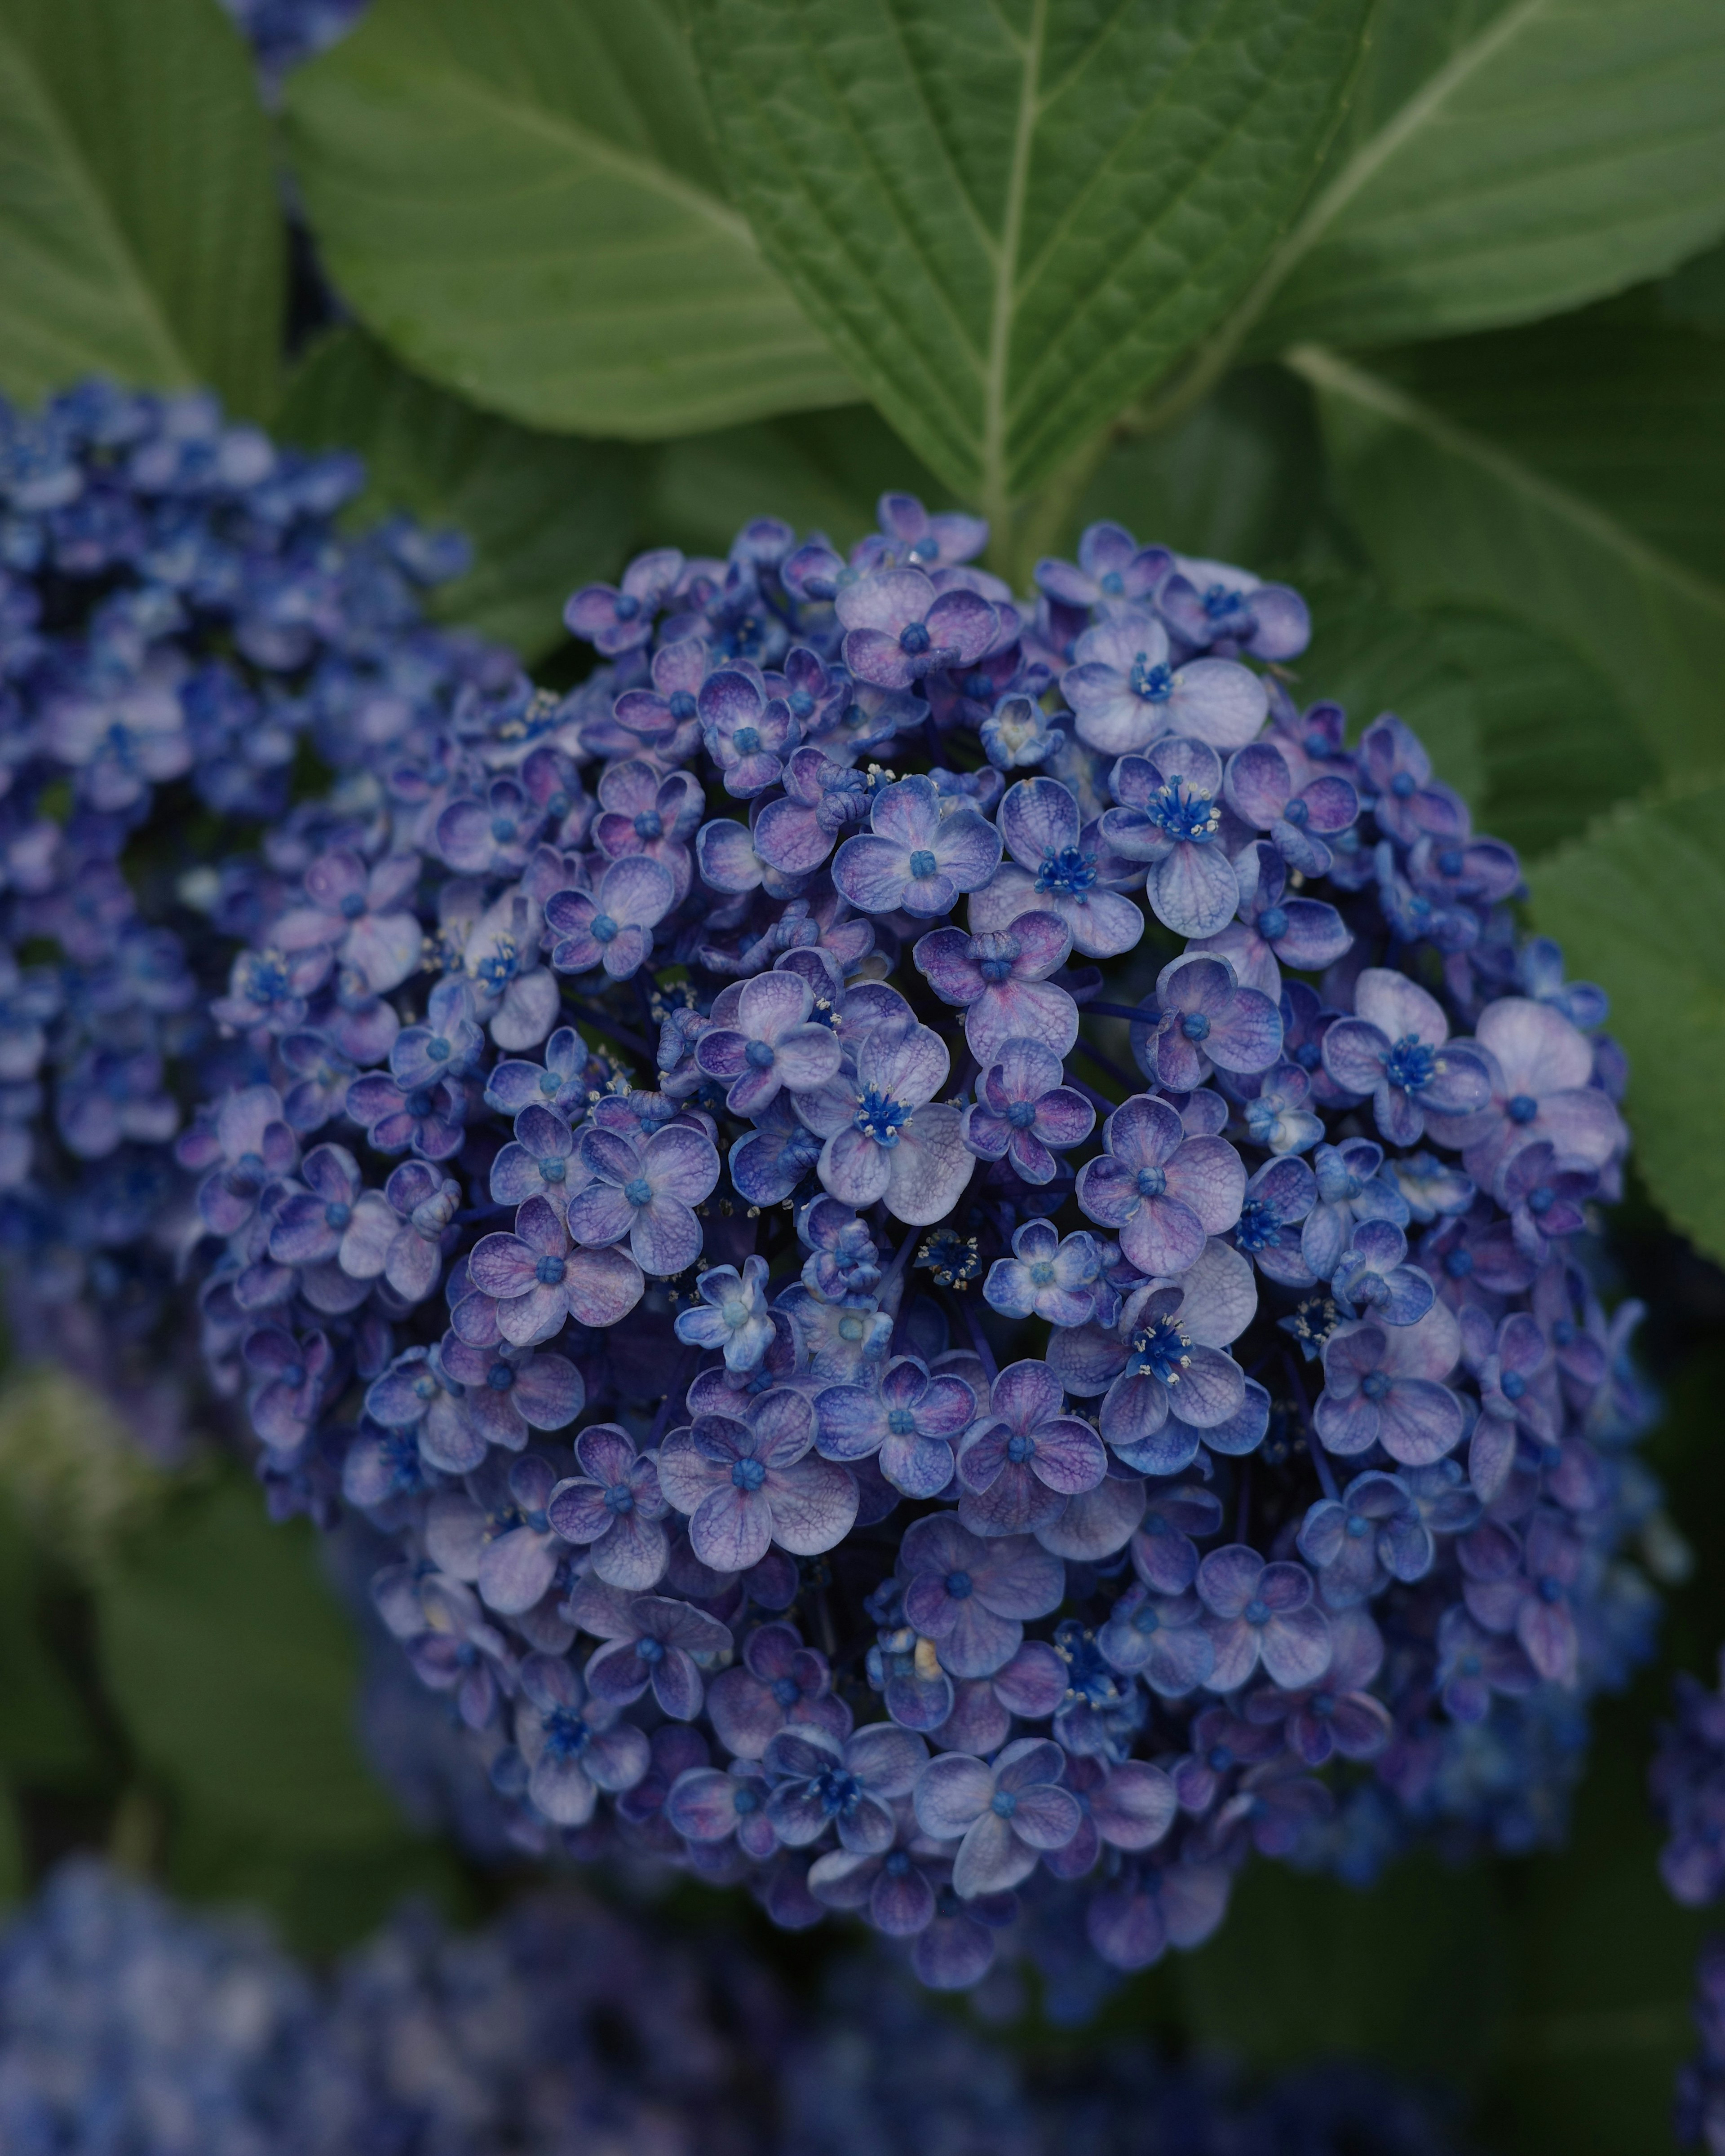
[162,452,1659,1999]
[0,1859,1478,2156]
[0,382,505,1451]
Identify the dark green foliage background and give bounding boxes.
[0,0,1722,2144]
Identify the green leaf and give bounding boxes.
[688,0,1372,515]
[93,1476,403,1850]
[1252,0,1725,353]
[283,0,852,440]
[0,0,283,416]
[0,1780,22,1911]
[648,403,950,562]
[1288,334,1725,782]
[1662,239,1725,335]
[1528,776,1725,1266]
[0,1495,98,1781]
[1298,583,1653,859]
[277,327,640,661]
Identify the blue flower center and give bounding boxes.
[885,1849,911,1875]
[1244,1598,1270,1626]
[624,1176,653,1206]
[888,1408,918,1436]
[733,1785,761,1814]
[907,849,938,880]
[1391,770,1416,799]
[1507,1094,1539,1123]
[788,688,814,719]
[1233,1197,1280,1253]
[1132,1604,1160,1634]
[772,1677,801,1707]
[491,816,518,842]
[1135,1165,1167,1198]
[1382,1034,1436,1094]
[745,1039,776,1069]
[538,1070,562,1096]
[732,726,761,755]
[1146,779,1219,845]
[487,1363,515,1391]
[614,593,641,622]
[979,956,1014,983]
[605,1482,635,1513]
[540,1157,566,1182]
[1538,1575,1564,1604]
[944,1570,973,1599]
[634,810,663,839]
[1361,1371,1391,1401]
[590,914,618,944]
[1501,1371,1526,1401]
[1029,1261,1056,1286]
[668,690,697,721]
[1006,1433,1035,1463]
[854,1087,909,1144]
[816,1768,862,1816]
[1346,1515,1371,1538]
[1005,1100,1038,1129]
[1035,845,1096,896]
[1202,583,1245,624]
[1283,798,1309,827]
[535,1254,566,1285]
[1129,654,1172,702]
[732,1458,767,1492]
[542,1708,590,1758]
[899,622,931,655]
[1527,1185,1553,1215]
[1131,1312,1193,1384]
[339,891,366,919]
[427,1035,450,1061]
[990,1789,1018,1818]
[1444,1247,1474,1279]
[324,1200,351,1228]
[1181,1012,1210,1042]
[405,1089,435,1119]
[1257,906,1289,941]
[636,1635,664,1662]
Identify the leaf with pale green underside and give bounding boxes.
[1289,326,1725,783]
[283,0,853,440]
[277,328,641,661]
[1529,778,1725,1268]
[688,0,1371,513]
[0,0,283,417]
[1250,0,1725,353]
[95,1477,403,1849]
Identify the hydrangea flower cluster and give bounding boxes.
[0,1859,1477,2156]
[1651,1652,1725,2149]
[0,383,506,1441]
[186,496,1658,1993]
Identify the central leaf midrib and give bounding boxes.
[0,22,190,381]
[980,0,1046,514]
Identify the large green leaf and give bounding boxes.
[283,0,852,440]
[1289,335,1725,782]
[688,0,1372,515]
[1252,0,1725,353]
[1299,584,1652,859]
[277,328,640,660]
[0,0,283,416]
[1528,777,1725,1267]
[94,1476,404,1850]
[0,1496,98,1781]
[649,404,949,562]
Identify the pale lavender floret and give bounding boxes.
[808,1016,974,1227]
[913,911,1077,1065]
[774,1279,893,1384]
[1099,1277,1250,1472]
[564,1121,719,1277]
[1133,953,1283,1093]
[912,1736,1082,1896]
[961,1038,1094,1184]
[44,667,191,811]
[211,944,332,1037]
[562,545,682,656]
[761,1722,929,1855]
[973,777,1143,959]
[694,968,841,1116]
[610,635,715,744]
[1075,1093,1244,1278]
[1358,716,1469,845]
[436,1335,584,1452]
[1099,737,1238,938]
[698,667,798,799]
[1228,1153,1318,1288]
[729,1095,824,1206]
[955,1356,1106,1537]
[1423,995,1627,1189]
[673,1253,775,1373]
[1245,1607,1392,1767]
[1296,1471,1432,1608]
[1160,554,1310,662]
[1499,1142,1597,1264]
[815,1354,974,1500]
[831,773,1001,919]
[514,1652,651,1826]
[576,1586,730,1719]
[1314,1299,1464,1467]
[546,1422,672,1590]
[193,1082,299,1235]
[366,1342,485,1476]
[979,693,1063,771]
[798,1195,882,1302]
[391,976,483,1089]
[666,1758,780,1859]
[1517,935,1610,1032]
[1330,1218,1436,1328]
[898,1514,1064,1678]
[1243,1062,1325,1158]
[1435,1604,1537,1724]
[327,1158,460,1306]
[657,1387,858,1573]
[1097,1582,1215,1698]
[243,1321,332,1452]
[467,1192,645,1343]
[983,1218,1106,1327]
[836,566,997,690]
[1320,966,1493,1147]
[490,1102,587,1217]
[1301,1137,1411,1280]
[704,1619,847,1760]
[1187,841,1353,996]
[272,846,425,997]
[1194,1544,1331,1691]
[544,854,675,981]
[1460,1507,1583,1686]
[1061,610,1267,756]
[1223,738,1358,877]
[592,759,703,897]
[865,490,989,570]
[434,774,546,875]
[1034,521,1171,612]
[753,747,873,874]
[54,1045,177,1160]
[277,1028,359,1132]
